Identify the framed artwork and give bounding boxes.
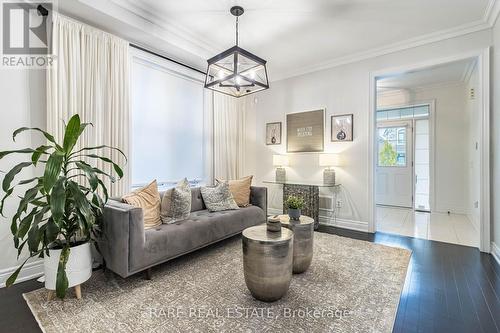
[331,114,353,142]
[266,122,282,145]
[286,109,324,153]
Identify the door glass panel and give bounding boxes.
[378,127,407,167]
[414,119,430,210]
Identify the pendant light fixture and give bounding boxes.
[204,6,269,98]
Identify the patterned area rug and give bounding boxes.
[24,232,411,333]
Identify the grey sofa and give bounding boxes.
[99,186,267,278]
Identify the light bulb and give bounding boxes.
[236,76,242,85]
[249,70,256,79]
[217,70,225,79]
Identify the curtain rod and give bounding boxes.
[130,43,206,76]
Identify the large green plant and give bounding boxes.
[0,114,125,298]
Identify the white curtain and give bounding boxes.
[47,14,130,196]
[213,93,247,180]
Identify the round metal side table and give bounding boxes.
[242,225,293,302]
[277,215,314,273]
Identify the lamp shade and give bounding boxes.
[319,154,341,167]
[273,155,289,167]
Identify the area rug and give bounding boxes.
[24,232,411,333]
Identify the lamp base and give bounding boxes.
[323,169,336,185]
[276,168,286,182]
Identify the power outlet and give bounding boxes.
[474,201,479,209]
[336,200,342,209]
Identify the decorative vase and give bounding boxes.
[288,208,301,221]
[267,217,282,232]
[44,242,92,291]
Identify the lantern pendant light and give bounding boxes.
[204,6,269,97]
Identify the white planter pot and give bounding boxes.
[44,242,92,290]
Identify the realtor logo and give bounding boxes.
[2,1,54,67]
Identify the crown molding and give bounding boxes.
[80,0,500,83]
[78,0,217,60]
[272,0,500,82]
[378,81,466,97]
[108,0,218,57]
[485,0,500,26]
[272,19,491,81]
[461,59,478,83]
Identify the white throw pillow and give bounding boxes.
[200,181,239,212]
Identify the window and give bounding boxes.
[378,127,407,167]
[377,105,429,121]
[131,49,212,190]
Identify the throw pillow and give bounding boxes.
[160,178,191,223]
[122,180,161,230]
[216,175,253,207]
[200,181,239,212]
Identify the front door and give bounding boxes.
[376,121,413,208]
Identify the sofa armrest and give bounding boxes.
[99,200,144,278]
[250,186,267,217]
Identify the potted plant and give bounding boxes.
[285,195,305,221]
[0,114,125,299]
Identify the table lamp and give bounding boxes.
[273,155,289,182]
[319,154,341,185]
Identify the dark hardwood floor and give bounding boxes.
[1,227,499,333]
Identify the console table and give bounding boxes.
[263,180,341,229]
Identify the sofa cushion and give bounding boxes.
[190,187,206,212]
[129,206,265,272]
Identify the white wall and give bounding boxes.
[249,29,492,231]
[492,18,500,258]
[465,64,481,230]
[0,69,46,286]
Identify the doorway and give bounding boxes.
[375,104,432,211]
[369,51,490,251]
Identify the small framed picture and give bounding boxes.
[266,122,282,145]
[331,114,353,142]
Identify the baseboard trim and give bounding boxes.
[491,242,500,267]
[0,260,44,288]
[319,216,369,232]
[268,208,368,232]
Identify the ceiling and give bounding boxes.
[60,0,496,81]
[377,58,477,91]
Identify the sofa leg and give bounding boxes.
[145,268,152,280]
[102,259,107,273]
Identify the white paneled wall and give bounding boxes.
[0,70,46,285]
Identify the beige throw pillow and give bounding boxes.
[122,180,162,230]
[160,178,192,224]
[217,175,253,207]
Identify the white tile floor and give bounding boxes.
[376,206,479,247]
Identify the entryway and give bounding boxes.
[376,206,478,246]
[370,52,490,250]
[376,105,431,211]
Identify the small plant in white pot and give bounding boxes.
[0,114,125,299]
[285,195,305,221]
